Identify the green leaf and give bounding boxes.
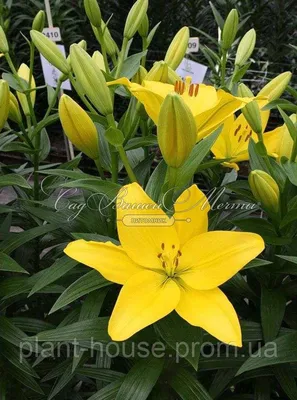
[274,365,297,400]
[244,258,273,270]
[237,331,297,375]
[2,72,28,91]
[155,312,202,370]
[116,51,147,79]
[9,318,55,334]
[281,158,297,186]
[146,160,167,202]
[147,22,161,47]
[209,368,237,399]
[0,341,38,378]
[176,128,221,188]
[4,360,44,395]
[261,287,286,342]
[0,174,31,189]
[125,136,158,151]
[87,379,124,400]
[0,253,28,274]
[169,367,212,400]
[105,126,125,147]
[116,357,164,400]
[278,107,297,141]
[0,224,58,254]
[248,139,269,173]
[49,270,112,314]
[0,316,39,351]
[29,255,78,296]
[77,367,124,382]
[209,1,224,29]
[30,318,110,342]
[60,178,121,199]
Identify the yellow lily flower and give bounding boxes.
[65,183,264,345]
[263,115,296,161]
[108,77,251,140]
[211,102,269,170]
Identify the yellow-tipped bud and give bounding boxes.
[17,63,36,116]
[145,61,180,84]
[30,30,69,75]
[32,10,45,32]
[0,80,10,131]
[235,29,256,67]
[59,94,100,160]
[124,0,149,40]
[132,65,147,84]
[92,50,105,71]
[258,71,292,101]
[138,14,149,38]
[0,26,9,53]
[249,170,280,213]
[164,27,190,70]
[8,93,22,124]
[222,9,238,50]
[70,44,113,116]
[84,0,101,28]
[158,93,197,168]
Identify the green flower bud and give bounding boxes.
[238,83,263,134]
[32,10,45,32]
[124,0,148,40]
[222,9,238,50]
[138,14,149,38]
[0,79,10,131]
[0,26,9,53]
[70,44,113,116]
[4,18,10,32]
[132,65,147,84]
[145,61,168,83]
[30,30,69,75]
[92,21,119,57]
[158,93,197,168]
[92,50,105,71]
[164,27,189,70]
[84,0,101,28]
[249,170,280,213]
[258,71,292,101]
[235,29,256,67]
[8,92,22,124]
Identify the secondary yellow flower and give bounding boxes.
[211,105,269,170]
[65,183,264,345]
[108,76,251,140]
[263,115,296,161]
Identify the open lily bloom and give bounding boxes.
[211,101,270,170]
[65,183,264,345]
[108,77,252,140]
[263,115,296,161]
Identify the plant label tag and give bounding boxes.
[186,37,199,53]
[176,58,208,83]
[43,27,61,42]
[40,44,71,90]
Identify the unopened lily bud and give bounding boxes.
[222,9,238,50]
[138,14,149,38]
[70,44,113,116]
[59,94,100,160]
[158,93,197,168]
[92,50,105,71]
[132,65,147,84]
[124,0,149,40]
[93,21,119,57]
[0,26,9,53]
[165,27,189,70]
[146,61,168,83]
[32,10,45,32]
[4,19,10,32]
[30,30,69,75]
[235,29,256,67]
[8,93,22,123]
[238,83,262,134]
[249,170,280,213]
[238,83,253,98]
[258,71,292,101]
[0,80,10,130]
[17,63,36,116]
[84,0,101,28]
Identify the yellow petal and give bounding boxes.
[211,116,235,159]
[176,286,242,346]
[108,270,180,341]
[117,183,179,269]
[196,91,247,140]
[107,77,132,88]
[173,185,210,246]
[178,231,264,290]
[64,240,141,284]
[182,84,218,116]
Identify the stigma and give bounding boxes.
[158,243,182,277]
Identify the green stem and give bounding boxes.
[44,80,62,119]
[115,37,129,78]
[290,136,297,162]
[118,145,137,183]
[69,73,98,114]
[141,38,148,67]
[163,166,178,211]
[140,119,149,158]
[28,43,35,89]
[94,158,105,180]
[220,50,227,87]
[106,114,119,183]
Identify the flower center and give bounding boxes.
[157,242,182,278]
[174,77,200,97]
[234,124,253,144]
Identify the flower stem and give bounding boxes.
[115,37,129,78]
[163,166,178,211]
[118,145,137,183]
[220,50,227,86]
[94,158,105,180]
[96,27,110,74]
